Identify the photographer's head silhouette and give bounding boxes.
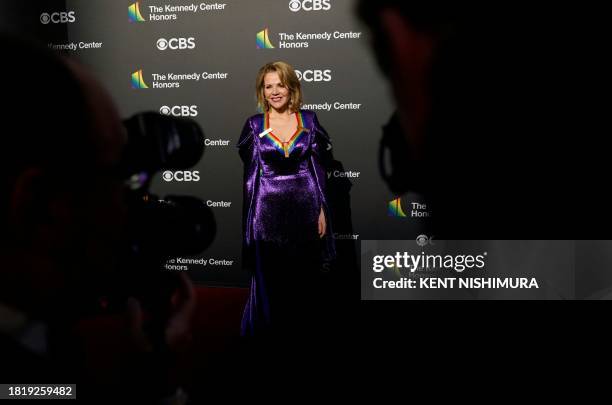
[359,3,571,239]
[0,36,128,317]
[0,37,202,399]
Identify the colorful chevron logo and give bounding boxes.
[388,197,407,218]
[131,69,149,89]
[128,2,146,22]
[256,28,275,49]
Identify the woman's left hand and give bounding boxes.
[318,207,326,238]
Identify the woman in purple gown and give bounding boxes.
[237,61,336,335]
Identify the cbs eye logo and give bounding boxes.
[156,37,196,51]
[40,11,76,24]
[160,105,198,117]
[289,0,302,11]
[295,69,332,82]
[156,38,169,50]
[416,234,435,247]
[162,171,200,182]
[289,0,331,12]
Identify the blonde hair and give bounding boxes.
[256,61,302,113]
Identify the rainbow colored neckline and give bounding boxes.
[262,111,306,158]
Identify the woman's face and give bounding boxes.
[263,72,290,112]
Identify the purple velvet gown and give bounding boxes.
[237,109,336,335]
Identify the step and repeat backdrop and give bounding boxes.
[10,0,436,287]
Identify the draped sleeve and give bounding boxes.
[237,116,260,269]
[308,111,336,262]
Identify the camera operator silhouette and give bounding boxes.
[0,36,196,403]
[358,2,579,239]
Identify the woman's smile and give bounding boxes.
[269,95,285,104]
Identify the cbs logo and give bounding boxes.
[40,11,76,24]
[156,37,196,51]
[295,69,332,82]
[162,171,200,182]
[289,0,331,12]
[416,235,435,247]
[160,105,198,117]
